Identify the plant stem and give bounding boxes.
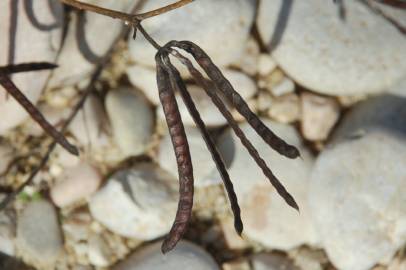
[136,0,194,20]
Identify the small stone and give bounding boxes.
[309,94,406,270]
[220,217,250,250]
[217,120,318,250]
[50,163,101,208]
[289,248,327,270]
[268,93,300,124]
[48,0,140,87]
[222,260,250,270]
[251,253,299,270]
[89,163,178,240]
[113,241,219,270]
[257,0,406,96]
[69,94,110,151]
[88,234,113,267]
[233,37,260,76]
[158,126,225,187]
[106,88,154,158]
[0,0,63,133]
[16,200,63,268]
[300,92,340,141]
[126,65,160,105]
[257,91,273,112]
[271,77,295,97]
[129,0,256,69]
[258,54,277,77]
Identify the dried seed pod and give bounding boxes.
[168,46,298,211]
[0,62,57,74]
[0,73,78,156]
[162,53,243,235]
[156,51,194,253]
[167,40,300,159]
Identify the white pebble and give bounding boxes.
[268,94,300,124]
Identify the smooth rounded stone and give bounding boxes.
[69,94,110,151]
[0,0,63,134]
[0,194,15,256]
[258,54,277,77]
[129,0,256,68]
[232,37,260,76]
[222,260,250,270]
[16,200,63,268]
[127,65,160,105]
[257,0,406,96]
[50,163,102,208]
[106,88,154,158]
[300,92,340,141]
[309,95,406,270]
[48,0,140,87]
[88,234,113,267]
[89,163,178,240]
[158,126,227,187]
[113,241,219,270]
[267,93,300,124]
[251,253,299,270]
[217,120,318,250]
[271,77,295,97]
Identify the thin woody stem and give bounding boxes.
[136,0,194,20]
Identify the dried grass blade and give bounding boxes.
[156,52,194,253]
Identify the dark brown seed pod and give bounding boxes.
[161,53,243,235]
[167,40,300,160]
[167,47,299,211]
[0,73,78,156]
[156,51,194,253]
[0,62,58,74]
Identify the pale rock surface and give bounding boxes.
[251,253,299,270]
[309,94,406,270]
[217,120,318,250]
[16,200,63,268]
[89,163,178,240]
[271,77,295,97]
[49,0,140,87]
[129,0,256,69]
[50,162,101,207]
[88,234,113,267]
[158,126,225,187]
[257,54,277,77]
[300,92,340,141]
[106,88,154,158]
[233,37,260,76]
[127,64,160,105]
[222,260,250,270]
[268,93,300,124]
[113,241,219,270]
[0,0,63,133]
[0,194,15,256]
[257,0,406,96]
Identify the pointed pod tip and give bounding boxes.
[161,241,173,254]
[235,220,243,236]
[67,145,80,156]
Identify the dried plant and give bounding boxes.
[0,0,302,254]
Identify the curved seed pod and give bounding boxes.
[168,48,298,211]
[167,40,300,159]
[156,51,194,253]
[162,54,243,235]
[0,62,57,74]
[0,73,78,156]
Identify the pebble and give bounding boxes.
[0,194,15,256]
[158,126,225,187]
[217,120,318,250]
[267,93,300,124]
[300,92,340,141]
[0,0,63,134]
[257,0,406,96]
[129,0,256,69]
[16,200,63,268]
[106,88,154,158]
[88,234,113,267]
[50,163,102,208]
[222,260,250,270]
[89,163,178,240]
[127,65,160,105]
[309,94,406,270]
[257,54,277,77]
[251,253,299,270]
[220,217,250,250]
[232,37,260,76]
[48,0,140,87]
[69,94,110,150]
[271,77,295,97]
[113,241,219,270]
